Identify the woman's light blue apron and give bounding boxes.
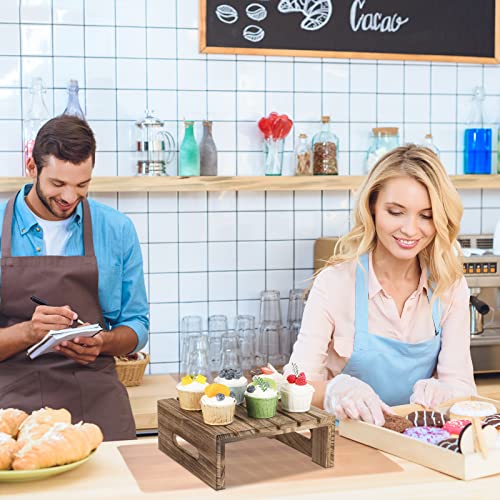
[341,253,442,406]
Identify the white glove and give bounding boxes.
[323,374,394,426]
[410,378,469,409]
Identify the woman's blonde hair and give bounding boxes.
[324,144,464,299]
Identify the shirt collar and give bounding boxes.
[368,251,428,299]
[15,183,83,235]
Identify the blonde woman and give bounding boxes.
[287,145,476,425]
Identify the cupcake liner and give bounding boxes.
[201,402,236,425]
[177,389,204,411]
[280,390,313,413]
[245,395,279,418]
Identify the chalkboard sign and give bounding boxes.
[200,0,499,63]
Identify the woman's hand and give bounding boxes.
[410,378,467,408]
[323,374,394,426]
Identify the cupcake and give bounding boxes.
[252,364,285,393]
[280,366,315,412]
[214,368,247,404]
[201,384,237,425]
[176,374,208,411]
[244,377,279,419]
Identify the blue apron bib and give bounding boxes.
[341,253,442,406]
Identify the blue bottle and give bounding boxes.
[464,87,492,174]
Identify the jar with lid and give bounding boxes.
[312,116,338,175]
[423,133,440,157]
[365,127,399,173]
[295,133,312,175]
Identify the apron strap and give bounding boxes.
[426,285,443,335]
[355,253,370,333]
[81,198,95,257]
[1,195,17,258]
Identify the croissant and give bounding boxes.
[12,422,103,471]
[17,407,72,444]
[0,409,28,437]
[0,432,20,470]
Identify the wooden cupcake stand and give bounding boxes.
[157,398,335,490]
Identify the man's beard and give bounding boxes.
[35,177,78,219]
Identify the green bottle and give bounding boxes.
[179,120,200,176]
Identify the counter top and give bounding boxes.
[127,373,500,431]
[5,435,500,499]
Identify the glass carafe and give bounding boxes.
[199,120,218,176]
[464,87,492,174]
[312,116,338,175]
[179,120,200,176]
[62,79,85,120]
[23,77,50,175]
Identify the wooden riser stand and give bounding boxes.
[158,398,335,490]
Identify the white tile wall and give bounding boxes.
[1,0,500,373]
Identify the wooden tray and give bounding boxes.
[157,398,335,490]
[339,395,500,480]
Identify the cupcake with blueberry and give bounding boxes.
[201,383,237,425]
[280,364,315,413]
[176,374,208,411]
[214,368,247,404]
[244,376,279,419]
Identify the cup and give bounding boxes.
[286,289,306,356]
[260,290,282,323]
[186,335,210,379]
[180,315,203,376]
[234,315,255,370]
[220,330,241,369]
[256,321,284,367]
[208,315,228,372]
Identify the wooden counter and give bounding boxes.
[5,435,500,499]
[128,373,500,431]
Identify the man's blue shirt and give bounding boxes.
[0,184,149,352]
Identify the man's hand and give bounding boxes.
[29,305,77,343]
[55,333,104,365]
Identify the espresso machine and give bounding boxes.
[459,234,500,373]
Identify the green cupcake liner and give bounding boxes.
[245,394,279,418]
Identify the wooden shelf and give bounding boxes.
[1,175,500,192]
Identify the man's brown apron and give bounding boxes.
[0,193,136,441]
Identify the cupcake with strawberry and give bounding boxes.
[280,363,315,413]
[252,363,285,393]
[244,376,279,419]
[176,374,208,411]
[201,383,237,425]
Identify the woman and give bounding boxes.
[287,145,476,426]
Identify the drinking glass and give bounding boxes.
[208,315,228,372]
[259,290,282,323]
[234,315,255,370]
[256,322,284,367]
[180,315,202,376]
[220,330,241,369]
[286,288,306,356]
[186,335,210,379]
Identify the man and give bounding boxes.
[0,115,149,441]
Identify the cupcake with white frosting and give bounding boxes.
[244,377,279,418]
[252,364,285,393]
[280,364,314,412]
[214,368,247,404]
[176,374,208,411]
[201,384,237,425]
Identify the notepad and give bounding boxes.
[27,323,102,360]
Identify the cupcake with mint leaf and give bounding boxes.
[214,368,247,404]
[244,376,279,418]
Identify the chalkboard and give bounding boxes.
[200,0,500,63]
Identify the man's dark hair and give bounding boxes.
[32,115,96,173]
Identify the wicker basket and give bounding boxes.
[114,352,150,387]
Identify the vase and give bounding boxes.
[264,138,284,176]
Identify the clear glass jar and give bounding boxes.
[295,133,312,175]
[312,116,339,175]
[365,127,399,173]
[423,133,440,157]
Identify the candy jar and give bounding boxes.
[312,116,338,175]
[295,134,312,175]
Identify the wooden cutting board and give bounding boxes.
[119,436,403,493]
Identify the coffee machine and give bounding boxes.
[459,234,500,373]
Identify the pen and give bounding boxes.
[30,295,85,326]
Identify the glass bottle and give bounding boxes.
[179,120,200,176]
[365,127,400,173]
[23,77,50,175]
[312,116,339,175]
[186,335,210,379]
[464,87,491,174]
[199,120,217,176]
[423,133,440,157]
[62,79,85,120]
[295,133,312,175]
